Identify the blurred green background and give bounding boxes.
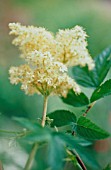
[0,0,111,169]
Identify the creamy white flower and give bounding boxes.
[9,23,94,70]
[55,25,94,69]
[9,23,56,58]
[9,52,80,97]
[9,23,96,97]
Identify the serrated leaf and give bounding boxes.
[48,110,77,127]
[72,47,111,88]
[61,89,89,107]
[90,79,111,102]
[76,116,110,140]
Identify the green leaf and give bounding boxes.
[13,117,41,130]
[35,144,49,170]
[12,117,101,170]
[72,47,111,88]
[94,47,111,85]
[90,79,111,102]
[13,117,51,142]
[103,164,111,170]
[75,138,93,147]
[47,133,65,170]
[23,130,51,143]
[76,116,110,140]
[61,89,89,107]
[72,65,97,87]
[48,110,77,127]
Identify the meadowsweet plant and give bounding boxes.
[1,23,111,170]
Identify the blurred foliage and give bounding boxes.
[0,0,111,169]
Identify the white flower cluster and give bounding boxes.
[55,26,94,69]
[9,51,80,97]
[9,23,94,97]
[9,23,56,58]
[9,23,94,69]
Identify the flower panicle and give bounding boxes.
[9,22,56,58]
[9,22,95,97]
[9,22,94,70]
[9,51,81,97]
[55,25,94,70]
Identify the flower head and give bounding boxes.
[9,51,80,97]
[9,23,94,70]
[9,23,95,97]
[9,23,56,58]
[55,26,94,70]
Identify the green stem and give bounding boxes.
[24,96,48,170]
[24,143,38,170]
[41,96,48,127]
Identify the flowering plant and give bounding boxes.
[1,23,111,170]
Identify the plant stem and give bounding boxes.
[0,160,3,170]
[24,143,38,170]
[65,149,87,170]
[41,96,48,127]
[72,102,96,136]
[71,102,96,169]
[71,149,87,170]
[24,96,48,170]
[83,101,96,117]
[71,103,96,169]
